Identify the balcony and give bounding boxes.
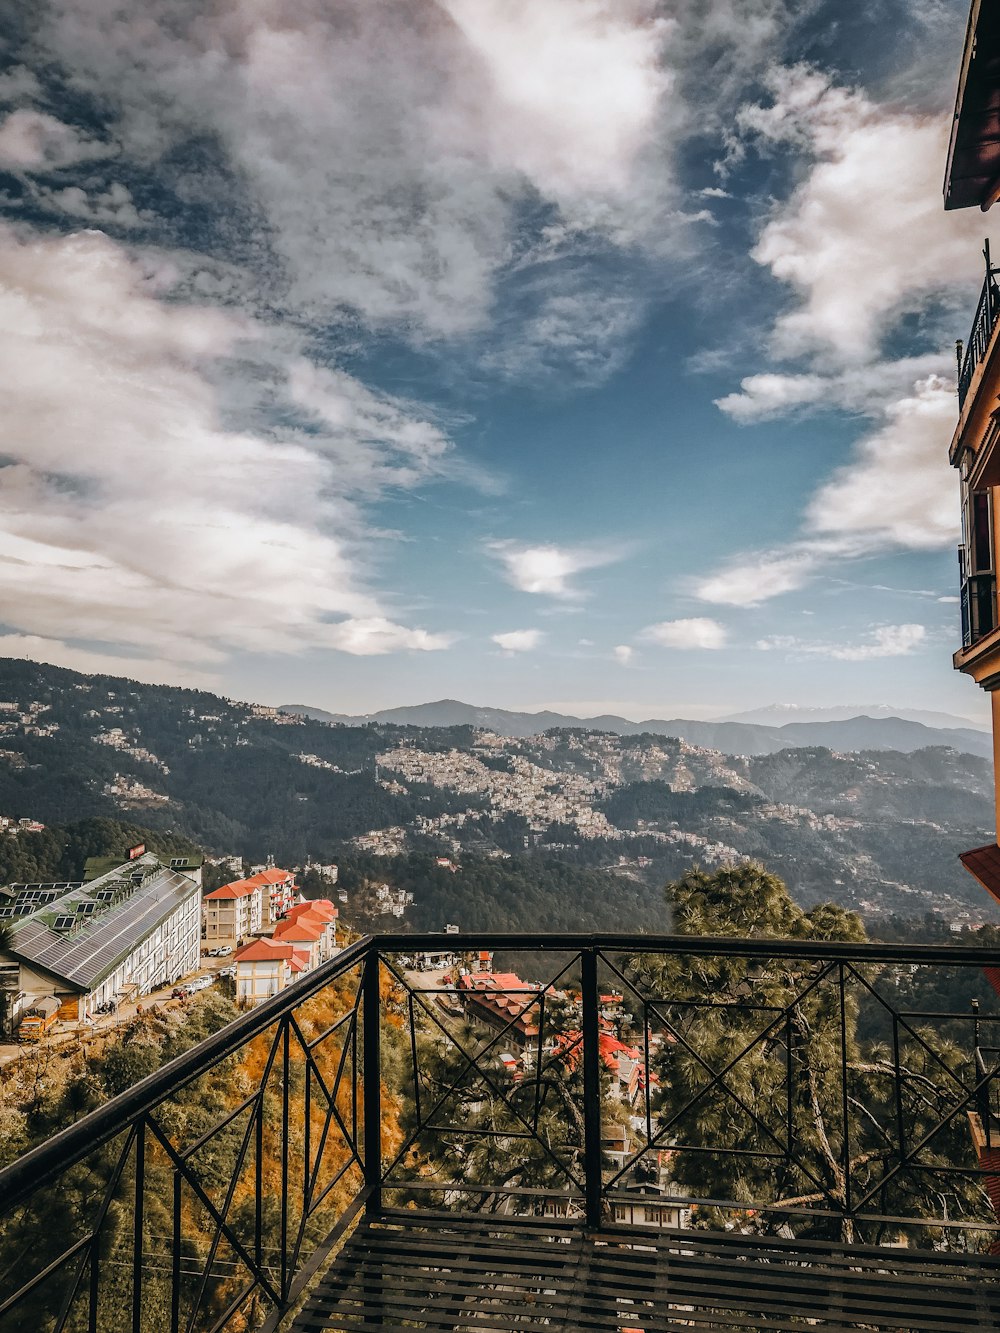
[961,564,997,647]
[2,934,1000,1332]
[958,246,1000,410]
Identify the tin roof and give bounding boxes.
[960,841,1000,904]
[5,854,200,993]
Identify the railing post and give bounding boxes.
[363,941,382,1218]
[581,947,603,1230]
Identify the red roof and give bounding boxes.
[960,843,1000,905]
[289,947,311,974]
[274,919,324,941]
[205,879,258,900]
[247,868,295,886]
[234,939,294,962]
[287,900,337,921]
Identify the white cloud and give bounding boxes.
[492,629,544,653]
[0,634,220,689]
[806,375,959,549]
[39,182,148,228]
[756,623,927,661]
[35,0,678,347]
[694,545,828,607]
[488,541,622,599]
[0,68,42,104]
[0,109,115,170]
[641,618,728,649]
[613,644,634,665]
[704,370,961,605]
[715,354,950,423]
[0,224,451,666]
[740,66,985,360]
[829,623,926,661]
[437,0,672,203]
[326,619,453,656]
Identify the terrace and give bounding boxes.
[2,934,1000,1332]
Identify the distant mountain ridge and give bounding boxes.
[721,704,988,731]
[279,698,994,761]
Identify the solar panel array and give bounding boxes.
[6,856,200,990]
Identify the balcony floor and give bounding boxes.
[290,1209,1000,1332]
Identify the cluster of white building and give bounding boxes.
[0,849,205,1036]
[377,744,616,837]
[203,867,340,1006]
[0,849,344,1038]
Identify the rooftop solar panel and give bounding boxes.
[9,859,199,991]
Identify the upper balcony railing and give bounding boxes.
[958,241,1000,409]
[2,933,1000,1332]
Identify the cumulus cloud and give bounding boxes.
[38,182,148,228]
[641,618,728,649]
[488,541,623,599]
[32,0,677,348]
[613,644,634,665]
[757,623,927,661]
[806,375,959,549]
[0,108,116,171]
[703,369,960,604]
[740,65,985,361]
[0,224,451,668]
[715,354,950,423]
[492,629,543,654]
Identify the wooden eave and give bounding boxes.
[945,0,1000,211]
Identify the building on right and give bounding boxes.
[945,1,1000,900]
[944,1,1000,1235]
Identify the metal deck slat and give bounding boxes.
[289,1215,1000,1332]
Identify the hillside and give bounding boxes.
[0,658,994,927]
[281,698,993,759]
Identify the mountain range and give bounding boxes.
[0,657,994,929]
[280,698,994,761]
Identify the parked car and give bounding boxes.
[171,986,190,999]
[218,965,236,979]
[188,975,214,992]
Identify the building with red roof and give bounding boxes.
[456,969,544,1049]
[233,937,295,1006]
[245,868,298,927]
[272,903,338,969]
[202,877,262,949]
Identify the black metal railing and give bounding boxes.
[2,934,1000,1331]
[961,568,998,646]
[958,242,1000,408]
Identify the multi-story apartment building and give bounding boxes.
[245,867,297,928]
[944,2,1000,896]
[0,852,201,1034]
[271,899,339,969]
[202,878,262,950]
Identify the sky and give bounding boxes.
[0,0,994,724]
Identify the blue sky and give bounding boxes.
[0,0,993,723]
